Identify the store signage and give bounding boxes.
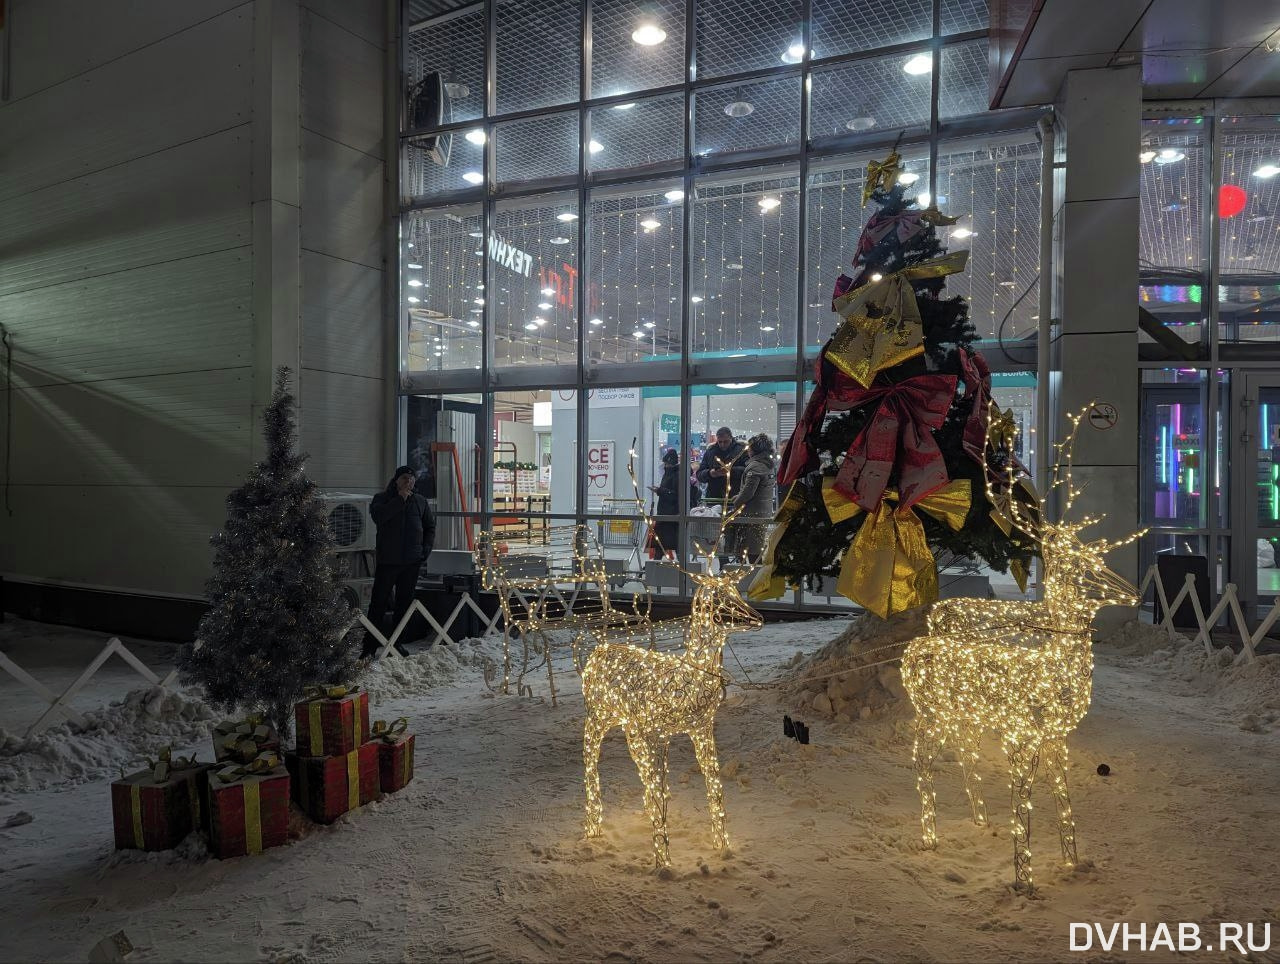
[552,388,641,409]
[587,441,613,493]
[659,413,681,434]
[487,233,533,277]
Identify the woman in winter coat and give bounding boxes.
[649,448,697,558]
[728,434,776,563]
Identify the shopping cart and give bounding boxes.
[688,506,725,555]
[598,499,644,575]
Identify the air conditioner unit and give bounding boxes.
[407,70,451,166]
[339,577,375,614]
[318,493,377,554]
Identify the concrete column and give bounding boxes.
[1052,66,1141,595]
[250,0,302,459]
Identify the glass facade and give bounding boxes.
[399,0,1046,607]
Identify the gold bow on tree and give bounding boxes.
[987,475,1040,592]
[746,483,807,601]
[863,148,902,205]
[828,251,970,387]
[829,478,971,619]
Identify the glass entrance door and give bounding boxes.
[1233,375,1280,618]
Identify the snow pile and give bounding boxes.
[0,686,217,791]
[783,610,925,721]
[360,635,502,703]
[1101,617,1192,655]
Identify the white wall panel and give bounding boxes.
[301,8,385,158]
[10,369,251,488]
[302,0,386,48]
[301,251,383,379]
[300,368,384,489]
[0,7,253,202]
[301,130,385,270]
[0,248,252,388]
[0,484,229,597]
[6,0,247,100]
[0,127,251,298]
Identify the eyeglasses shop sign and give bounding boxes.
[586,441,613,494]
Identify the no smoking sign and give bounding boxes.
[1088,403,1118,431]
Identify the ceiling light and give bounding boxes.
[462,171,484,184]
[557,211,578,222]
[588,140,604,153]
[467,319,481,327]
[474,249,483,255]
[407,263,423,271]
[524,322,539,331]
[761,325,776,332]
[538,302,552,310]
[476,283,485,289]
[473,298,484,305]
[999,280,1017,287]
[465,129,486,145]
[407,296,421,303]
[726,262,743,270]
[533,317,547,326]
[1155,148,1185,164]
[612,102,636,110]
[870,272,884,282]
[846,116,877,131]
[408,279,424,287]
[903,53,932,75]
[951,227,974,239]
[917,192,931,207]
[780,42,808,64]
[1254,164,1280,178]
[589,317,604,325]
[469,308,483,314]
[640,217,661,230]
[724,101,754,117]
[632,22,666,45]
[897,171,919,185]
[633,330,646,339]
[1139,150,1157,163]
[468,230,483,238]
[643,321,656,328]
[407,242,413,248]
[549,236,571,244]
[716,382,759,389]
[664,189,685,202]
[758,196,781,211]
[690,295,704,303]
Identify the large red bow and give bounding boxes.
[859,211,927,253]
[832,374,958,511]
[958,348,992,467]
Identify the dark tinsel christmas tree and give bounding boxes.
[180,368,360,736]
[750,146,1037,618]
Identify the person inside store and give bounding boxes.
[361,465,436,659]
[649,448,700,559]
[729,433,776,564]
[696,426,746,506]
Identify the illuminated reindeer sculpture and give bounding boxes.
[582,446,763,868]
[901,407,1141,890]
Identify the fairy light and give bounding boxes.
[582,447,763,868]
[903,406,1144,892]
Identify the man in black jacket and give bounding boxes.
[696,427,746,505]
[362,465,436,658]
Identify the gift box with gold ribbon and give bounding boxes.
[110,749,211,852]
[284,742,380,824]
[207,753,290,859]
[294,685,369,758]
[371,718,415,794]
[212,714,281,764]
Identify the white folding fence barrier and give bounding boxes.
[1138,564,1272,662]
[356,590,504,660]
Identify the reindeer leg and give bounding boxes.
[912,716,944,849]
[626,729,670,868]
[690,724,730,856]
[956,726,988,828]
[1042,740,1078,868]
[1006,742,1040,892]
[544,629,559,708]
[583,711,609,837]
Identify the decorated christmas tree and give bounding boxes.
[749,145,1038,618]
[180,368,360,736]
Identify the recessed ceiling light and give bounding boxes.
[524,322,539,331]
[917,192,931,207]
[467,319,481,327]
[761,325,776,332]
[465,129,486,145]
[690,295,704,303]
[533,317,547,326]
[473,298,484,305]
[1254,163,1280,178]
[726,262,743,270]
[589,317,604,325]
[476,283,485,289]
[588,140,604,153]
[724,101,754,117]
[632,22,666,45]
[1155,148,1185,164]
[780,42,808,64]
[846,116,877,131]
[663,190,686,206]
[640,217,661,230]
[549,236,571,244]
[407,242,413,248]
[951,227,974,239]
[1139,150,1157,163]
[903,53,932,75]
[407,296,421,303]
[758,196,781,211]
[643,321,656,329]
[897,171,920,185]
[408,279,424,287]
[537,302,552,310]
[557,211,578,222]
[469,308,483,314]
[462,171,484,185]
[407,262,423,269]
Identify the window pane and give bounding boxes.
[406,392,484,541]
[407,6,484,126]
[404,206,484,372]
[588,94,684,175]
[496,0,580,114]
[490,193,579,368]
[1140,372,1206,528]
[491,389,577,517]
[812,0,931,59]
[405,132,484,200]
[809,54,931,145]
[695,0,804,80]
[587,181,684,366]
[1218,118,1280,345]
[1139,283,1205,351]
[691,167,800,356]
[495,111,578,186]
[695,76,801,158]
[591,0,685,98]
[940,39,990,120]
[942,0,989,35]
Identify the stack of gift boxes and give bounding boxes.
[110,687,416,858]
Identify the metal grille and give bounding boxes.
[1139,123,1205,274]
[812,0,931,58]
[496,0,582,114]
[809,54,931,143]
[405,207,485,372]
[406,136,484,198]
[1217,125,1280,278]
[589,94,685,173]
[695,76,802,157]
[408,7,485,124]
[694,0,804,80]
[590,0,686,97]
[941,0,990,36]
[939,38,990,120]
[495,111,579,184]
[327,503,366,548]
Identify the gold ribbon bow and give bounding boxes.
[144,746,201,784]
[302,684,356,701]
[863,149,902,205]
[917,204,959,227]
[371,718,409,744]
[828,251,970,388]
[987,405,1017,454]
[746,483,807,601]
[215,750,282,784]
[986,476,1040,593]
[832,479,971,619]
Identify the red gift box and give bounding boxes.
[285,742,379,824]
[294,688,369,758]
[207,765,290,858]
[111,763,211,851]
[377,733,415,794]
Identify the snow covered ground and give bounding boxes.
[1,614,1277,962]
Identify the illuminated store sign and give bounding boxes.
[487,233,533,277]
